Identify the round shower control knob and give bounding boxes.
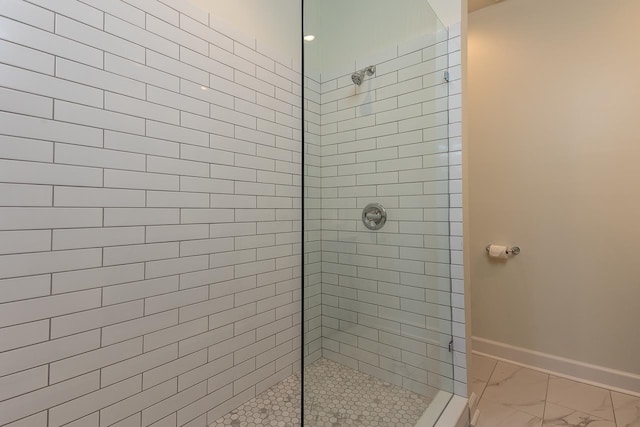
[362,203,387,230]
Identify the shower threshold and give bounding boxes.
[212,358,459,426]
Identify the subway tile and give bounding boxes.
[105,92,179,125]
[51,264,143,295]
[0,365,48,403]
[0,330,99,377]
[0,248,102,279]
[55,187,146,208]
[49,376,141,427]
[55,100,145,135]
[56,57,146,99]
[145,254,209,279]
[57,15,144,63]
[102,310,177,347]
[56,144,146,171]
[0,63,102,108]
[104,242,178,266]
[147,50,208,86]
[99,379,176,427]
[53,226,144,250]
[0,135,52,162]
[0,372,99,426]
[105,53,179,91]
[0,86,52,119]
[1,0,54,30]
[0,16,102,67]
[102,276,179,306]
[181,14,231,51]
[0,320,49,353]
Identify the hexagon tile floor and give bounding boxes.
[212,358,432,427]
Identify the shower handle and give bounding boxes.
[362,203,387,230]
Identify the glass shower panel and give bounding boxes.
[303,1,453,425]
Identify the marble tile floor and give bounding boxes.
[471,353,640,427]
[212,358,432,427]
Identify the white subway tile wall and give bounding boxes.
[0,1,301,426]
[303,23,467,399]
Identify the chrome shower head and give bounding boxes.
[351,65,376,86]
[351,70,364,86]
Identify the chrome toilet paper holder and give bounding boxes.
[485,245,520,255]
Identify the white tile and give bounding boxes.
[101,344,175,389]
[147,120,209,147]
[52,226,144,250]
[0,365,48,403]
[0,248,103,279]
[29,0,104,29]
[105,53,179,91]
[55,100,145,135]
[104,242,178,266]
[145,254,209,279]
[542,403,614,427]
[145,285,208,317]
[56,57,146,99]
[0,320,49,353]
[53,264,141,296]
[107,14,178,58]
[55,187,145,208]
[0,183,52,207]
[52,300,143,339]
[105,92,179,125]
[0,372,99,426]
[125,0,178,25]
[546,376,615,421]
[0,112,103,148]
[612,391,640,427]
[102,310,177,347]
[56,15,143,63]
[0,135,52,162]
[147,156,209,178]
[147,15,206,54]
[0,86,52,119]
[104,170,179,191]
[102,276,178,306]
[181,80,234,110]
[182,14,232,51]
[99,379,176,427]
[181,111,234,137]
[0,16,102,67]
[49,376,141,427]
[56,144,146,171]
[0,330,99,377]
[143,317,208,352]
[104,131,179,158]
[481,361,549,418]
[147,51,208,86]
[147,85,209,116]
[0,63,102,108]
[80,0,145,27]
[1,0,54,30]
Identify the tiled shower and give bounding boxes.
[0,1,464,426]
[303,25,465,398]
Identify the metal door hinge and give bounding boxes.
[448,338,454,353]
[444,70,450,82]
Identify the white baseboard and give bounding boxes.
[472,336,640,397]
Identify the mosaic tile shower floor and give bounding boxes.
[212,358,432,427]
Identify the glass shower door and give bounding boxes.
[302,1,454,425]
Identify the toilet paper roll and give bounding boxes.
[488,244,509,259]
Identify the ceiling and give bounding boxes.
[469,0,506,13]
